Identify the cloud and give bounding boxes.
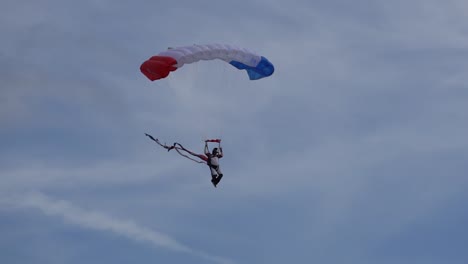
[11,192,235,264]
[2,0,468,263]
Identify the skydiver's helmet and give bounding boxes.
[212,148,219,155]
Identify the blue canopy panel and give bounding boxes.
[229,56,275,80]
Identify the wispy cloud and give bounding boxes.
[13,192,235,264]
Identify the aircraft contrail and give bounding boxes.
[14,192,235,264]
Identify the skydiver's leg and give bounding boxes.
[210,166,219,187]
[211,178,217,187]
[215,166,222,176]
[214,174,223,185]
[213,167,223,186]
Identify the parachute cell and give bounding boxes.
[140,44,274,81]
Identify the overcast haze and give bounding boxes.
[1,0,468,263]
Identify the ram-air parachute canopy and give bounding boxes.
[140,44,274,81]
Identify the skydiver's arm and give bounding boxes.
[218,143,223,158]
[204,142,209,155]
[217,141,223,158]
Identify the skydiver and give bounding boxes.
[177,140,224,187]
[204,140,224,187]
[145,133,224,188]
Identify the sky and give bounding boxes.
[1,0,468,263]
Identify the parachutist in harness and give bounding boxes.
[145,134,224,187]
[204,140,223,187]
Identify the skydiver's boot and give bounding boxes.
[211,176,217,188]
[213,174,223,187]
